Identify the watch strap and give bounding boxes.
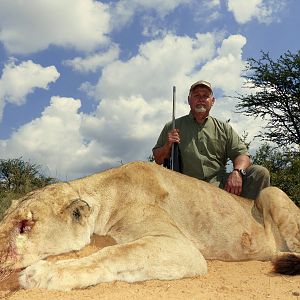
[233,168,246,176]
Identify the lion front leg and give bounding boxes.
[256,187,300,252]
[19,235,207,290]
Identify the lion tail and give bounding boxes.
[273,254,300,275]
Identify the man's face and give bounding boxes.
[188,85,215,115]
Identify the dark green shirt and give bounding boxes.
[153,113,249,187]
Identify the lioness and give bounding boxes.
[0,161,299,290]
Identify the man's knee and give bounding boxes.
[246,165,270,183]
[242,165,270,199]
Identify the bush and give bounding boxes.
[252,144,300,206]
[0,158,57,220]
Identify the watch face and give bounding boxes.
[240,169,246,176]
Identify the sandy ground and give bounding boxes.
[1,235,300,300]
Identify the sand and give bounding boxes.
[1,235,299,300]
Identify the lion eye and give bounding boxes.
[18,220,33,234]
[72,208,81,221]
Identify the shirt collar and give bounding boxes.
[188,111,210,125]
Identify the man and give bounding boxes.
[152,80,270,200]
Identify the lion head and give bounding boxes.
[0,182,94,275]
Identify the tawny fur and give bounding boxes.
[0,161,299,290]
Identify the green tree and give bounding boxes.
[235,51,300,148]
[252,144,300,206]
[0,158,56,219]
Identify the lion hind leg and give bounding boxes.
[19,235,207,290]
[257,187,300,252]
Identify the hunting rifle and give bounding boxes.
[163,86,182,172]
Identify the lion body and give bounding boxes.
[0,161,299,290]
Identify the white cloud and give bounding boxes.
[0,95,186,179]
[110,0,191,28]
[191,0,221,24]
[0,0,110,54]
[141,16,172,38]
[228,0,261,23]
[0,32,258,180]
[81,96,182,159]
[85,33,246,102]
[203,0,220,9]
[206,11,221,23]
[133,0,191,14]
[198,34,247,93]
[227,0,286,24]
[0,59,60,121]
[63,45,120,73]
[91,33,217,102]
[0,97,102,179]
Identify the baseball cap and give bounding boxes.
[189,80,213,93]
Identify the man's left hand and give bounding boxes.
[224,171,243,196]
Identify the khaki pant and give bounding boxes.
[241,165,270,200]
[211,165,270,200]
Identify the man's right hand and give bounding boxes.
[152,129,180,165]
[167,129,180,148]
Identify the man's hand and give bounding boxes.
[167,129,180,148]
[152,129,180,165]
[224,170,243,196]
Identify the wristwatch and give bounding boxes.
[233,169,246,176]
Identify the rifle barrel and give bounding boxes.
[171,86,176,170]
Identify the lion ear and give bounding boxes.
[66,199,91,223]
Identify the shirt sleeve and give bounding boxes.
[225,123,249,161]
[152,122,172,150]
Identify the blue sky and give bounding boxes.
[0,0,299,179]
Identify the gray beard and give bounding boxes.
[195,106,207,113]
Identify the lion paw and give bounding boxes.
[19,260,67,290]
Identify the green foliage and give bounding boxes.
[235,50,300,148]
[240,131,251,150]
[252,144,300,206]
[0,158,56,220]
[236,50,300,204]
